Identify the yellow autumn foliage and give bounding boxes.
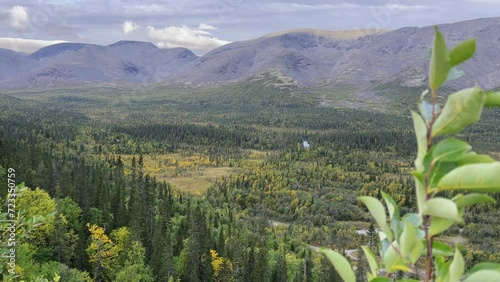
[210,249,234,282]
[86,223,117,272]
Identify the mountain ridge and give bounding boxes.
[0,17,499,90]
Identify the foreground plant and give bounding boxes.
[0,183,53,280]
[320,27,500,282]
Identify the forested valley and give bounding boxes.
[1,81,500,281]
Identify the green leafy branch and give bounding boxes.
[320,27,500,282]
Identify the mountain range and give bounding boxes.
[1,17,499,90]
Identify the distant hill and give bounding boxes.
[0,48,38,82]
[29,43,99,60]
[0,41,197,89]
[1,17,499,90]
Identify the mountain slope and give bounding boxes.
[107,41,197,80]
[171,17,500,90]
[169,29,387,86]
[29,43,98,60]
[0,48,39,82]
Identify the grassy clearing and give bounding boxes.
[163,167,236,194]
[164,177,213,194]
[111,150,273,193]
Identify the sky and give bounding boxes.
[0,0,499,54]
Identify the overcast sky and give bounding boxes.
[0,0,499,54]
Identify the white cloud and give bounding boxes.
[386,4,429,11]
[0,37,66,53]
[123,20,141,34]
[146,24,231,51]
[197,23,217,30]
[9,5,29,32]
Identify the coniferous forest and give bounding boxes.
[1,81,500,281]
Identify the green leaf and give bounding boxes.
[370,278,391,282]
[432,86,485,137]
[418,101,434,122]
[449,38,476,66]
[484,91,500,107]
[423,146,435,172]
[381,238,390,256]
[435,255,450,282]
[457,152,495,165]
[319,248,356,282]
[403,213,422,228]
[437,163,500,192]
[426,139,472,189]
[423,198,459,221]
[469,262,500,274]
[446,67,465,82]
[452,193,496,219]
[412,111,427,172]
[400,220,423,264]
[430,217,455,236]
[449,248,465,282]
[391,217,403,239]
[381,191,399,220]
[383,242,409,273]
[362,246,379,277]
[454,193,496,208]
[429,161,458,189]
[400,220,416,261]
[464,270,500,282]
[412,172,426,213]
[359,196,393,242]
[432,138,471,162]
[429,26,450,90]
[432,241,454,257]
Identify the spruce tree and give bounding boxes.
[273,251,288,282]
[355,247,367,282]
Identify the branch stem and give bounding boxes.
[423,87,439,281]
